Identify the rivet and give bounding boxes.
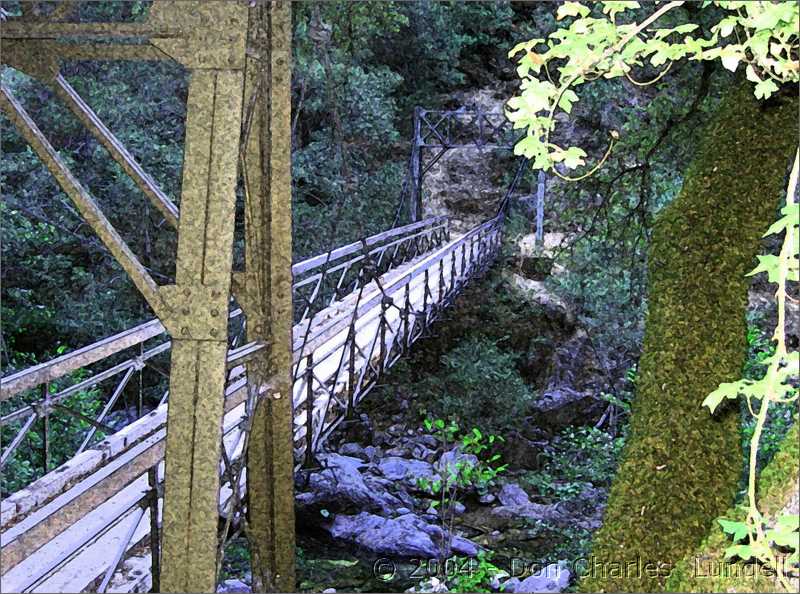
[181,327,189,336]
[211,309,219,317]
[182,308,190,315]
[183,288,191,297]
[210,328,218,337]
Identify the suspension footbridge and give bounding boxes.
[0,3,527,592]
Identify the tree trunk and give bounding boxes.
[581,82,798,592]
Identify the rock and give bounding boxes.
[516,563,570,593]
[328,512,478,559]
[339,414,374,444]
[340,442,366,459]
[411,443,436,462]
[507,274,574,326]
[497,483,531,507]
[437,447,478,475]
[501,433,544,470]
[217,579,250,593]
[452,502,466,515]
[387,423,405,436]
[490,501,568,527]
[296,454,401,515]
[363,445,381,462]
[322,589,337,593]
[396,507,411,516]
[419,435,439,449]
[479,493,496,505]
[379,457,439,488]
[385,446,410,457]
[499,577,521,592]
[530,386,602,431]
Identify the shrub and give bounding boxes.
[415,336,533,434]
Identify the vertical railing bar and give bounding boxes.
[148,466,162,593]
[77,366,135,455]
[41,383,50,473]
[303,354,314,467]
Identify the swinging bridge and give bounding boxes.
[0,3,528,592]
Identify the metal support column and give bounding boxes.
[151,3,248,591]
[239,2,296,592]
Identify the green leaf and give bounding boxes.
[718,518,749,542]
[703,378,762,413]
[562,146,588,169]
[557,89,579,114]
[724,544,756,561]
[557,2,591,20]
[747,254,781,282]
[602,1,640,19]
[753,78,779,100]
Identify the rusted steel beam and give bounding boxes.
[157,24,246,594]
[241,2,296,591]
[52,73,179,228]
[0,85,165,316]
[0,20,183,39]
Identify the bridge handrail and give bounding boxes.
[295,215,501,353]
[292,215,447,276]
[0,217,448,402]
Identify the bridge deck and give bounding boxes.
[0,217,502,593]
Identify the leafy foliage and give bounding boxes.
[414,336,534,434]
[506,0,799,175]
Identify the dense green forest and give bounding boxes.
[0,1,798,593]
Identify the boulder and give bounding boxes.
[516,563,571,593]
[340,442,366,459]
[497,483,531,507]
[328,512,478,559]
[499,577,521,592]
[529,386,603,432]
[507,274,574,326]
[296,454,401,515]
[437,447,478,476]
[379,457,439,488]
[217,579,250,593]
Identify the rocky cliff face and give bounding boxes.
[421,88,520,232]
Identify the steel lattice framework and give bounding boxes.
[1,2,294,591]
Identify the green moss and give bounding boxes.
[665,417,798,592]
[579,82,798,592]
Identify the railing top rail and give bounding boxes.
[294,215,502,354]
[1,218,449,401]
[291,216,447,276]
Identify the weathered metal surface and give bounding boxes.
[239,2,296,590]
[0,319,163,401]
[158,62,245,592]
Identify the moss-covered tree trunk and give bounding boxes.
[581,82,798,592]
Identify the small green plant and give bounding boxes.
[448,552,506,593]
[703,152,799,590]
[418,418,507,565]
